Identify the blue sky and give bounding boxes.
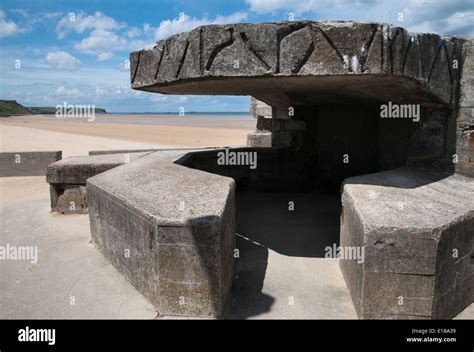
[0,0,472,112]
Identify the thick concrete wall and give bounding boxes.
[340,167,474,319]
[0,151,61,177]
[181,147,312,191]
[87,150,236,317]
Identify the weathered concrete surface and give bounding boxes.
[0,176,374,319]
[180,147,312,191]
[2,176,472,319]
[46,152,152,214]
[0,151,61,177]
[131,21,472,174]
[88,147,219,156]
[47,152,151,185]
[87,150,236,317]
[250,97,272,119]
[340,167,474,319]
[131,21,465,107]
[456,37,474,177]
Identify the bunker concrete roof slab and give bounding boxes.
[130,21,465,106]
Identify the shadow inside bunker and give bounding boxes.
[222,234,274,319]
[223,187,341,319]
[235,188,341,258]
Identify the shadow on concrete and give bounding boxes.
[224,188,341,318]
[234,189,341,258]
[223,234,274,319]
[342,167,453,189]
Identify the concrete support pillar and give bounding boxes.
[247,97,305,148]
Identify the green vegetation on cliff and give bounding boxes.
[0,100,34,117]
[0,100,108,117]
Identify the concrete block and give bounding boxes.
[87,150,236,317]
[340,167,474,319]
[0,151,61,177]
[247,131,272,147]
[47,152,151,184]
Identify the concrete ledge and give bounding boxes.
[47,152,151,184]
[339,167,474,319]
[87,149,236,317]
[89,149,160,156]
[47,152,151,213]
[0,151,61,177]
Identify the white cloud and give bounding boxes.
[403,0,474,35]
[245,0,290,13]
[61,12,145,55]
[244,0,473,35]
[126,27,140,37]
[0,9,27,38]
[74,29,127,53]
[55,86,82,97]
[95,87,106,95]
[153,11,248,40]
[45,51,81,71]
[5,9,62,35]
[56,11,125,39]
[26,46,41,56]
[444,10,474,34]
[97,52,113,61]
[118,60,130,71]
[245,0,376,14]
[151,95,169,102]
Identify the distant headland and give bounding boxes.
[0,100,107,117]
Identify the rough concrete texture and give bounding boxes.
[340,167,474,319]
[131,21,464,107]
[88,147,219,156]
[250,97,272,118]
[0,151,61,177]
[130,21,472,174]
[47,151,152,213]
[5,176,420,320]
[2,176,472,319]
[87,150,236,317]
[247,131,272,147]
[47,152,151,185]
[180,147,313,192]
[456,37,474,177]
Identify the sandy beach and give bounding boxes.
[0,114,254,157]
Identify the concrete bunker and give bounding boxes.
[78,21,474,319]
